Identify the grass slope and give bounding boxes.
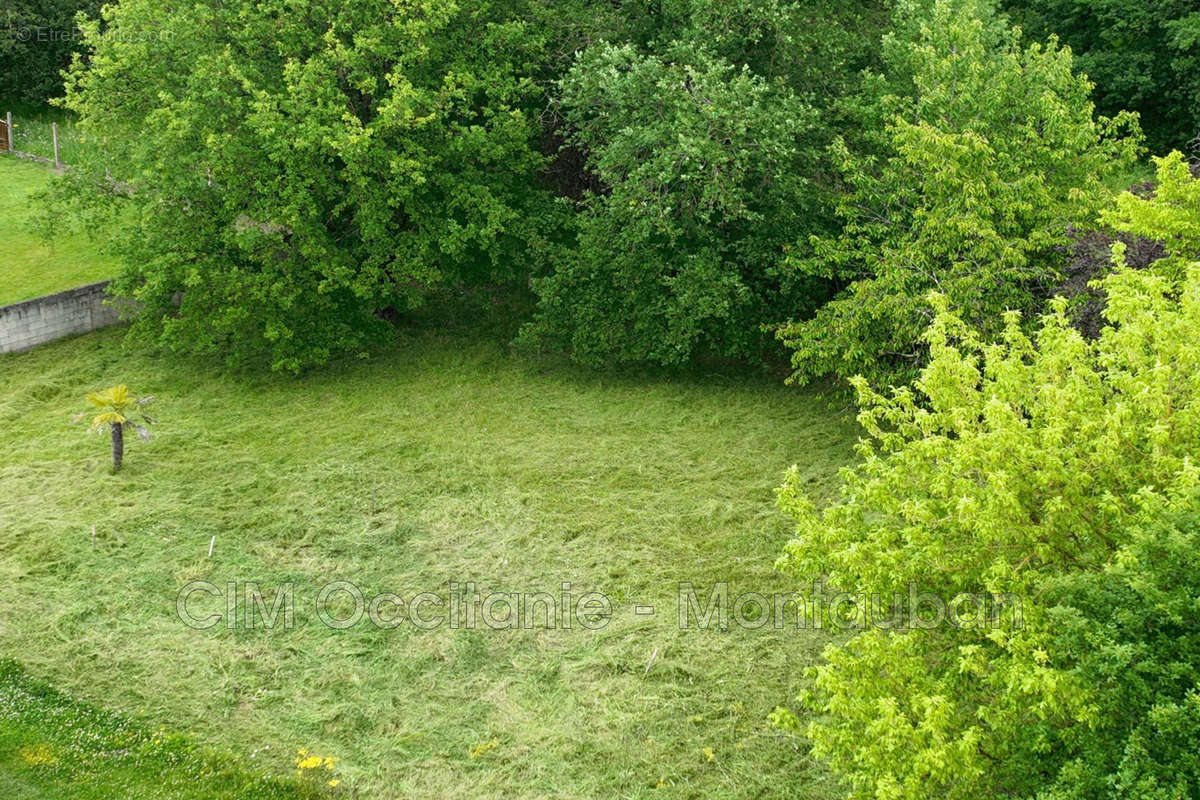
[0,659,315,799]
[0,328,859,799]
[0,155,118,305]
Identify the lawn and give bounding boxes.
[0,326,860,798]
[0,660,316,799]
[0,155,118,306]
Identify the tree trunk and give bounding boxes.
[110,422,124,471]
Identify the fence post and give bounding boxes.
[4,112,11,153]
[52,122,60,167]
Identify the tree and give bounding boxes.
[778,0,1139,388]
[774,153,1200,798]
[75,384,156,471]
[57,0,567,371]
[1102,150,1200,281]
[1003,0,1200,153]
[0,0,103,104]
[520,0,886,368]
[522,43,827,366]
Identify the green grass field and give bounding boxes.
[0,327,859,798]
[0,155,118,306]
[0,660,316,799]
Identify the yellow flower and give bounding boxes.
[19,743,56,767]
[701,746,715,763]
[468,738,499,759]
[328,779,341,787]
[298,755,323,770]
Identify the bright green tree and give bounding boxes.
[1003,0,1200,153]
[778,0,1139,388]
[1102,151,1200,280]
[776,154,1200,798]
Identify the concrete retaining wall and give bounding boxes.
[0,280,123,354]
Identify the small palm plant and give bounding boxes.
[74,385,156,471]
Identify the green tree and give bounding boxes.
[57,0,567,371]
[776,154,1200,798]
[778,0,1139,388]
[521,0,885,368]
[0,0,103,104]
[1102,150,1200,281]
[523,43,827,366]
[1003,0,1200,153]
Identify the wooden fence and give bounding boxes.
[1,110,65,167]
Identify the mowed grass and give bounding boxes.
[0,155,119,305]
[0,659,316,799]
[0,327,859,799]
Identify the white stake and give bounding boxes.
[208,536,215,558]
[644,646,660,677]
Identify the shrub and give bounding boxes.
[777,190,1200,795]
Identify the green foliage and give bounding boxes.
[57,0,566,371]
[523,41,827,366]
[76,383,154,433]
[777,176,1200,796]
[1102,151,1200,281]
[1030,510,1200,800]
[778,0,1139,388]
[521,0,886,368]
[0,0,103,104]
[1003,0,1200,153]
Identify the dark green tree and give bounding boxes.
[522,0,886,367]
[0,0,102,104]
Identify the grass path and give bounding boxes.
[0,328,858,798]
[0,155,118,305]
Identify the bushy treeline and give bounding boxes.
[48,0,1170,376]
[0,0,103,105]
